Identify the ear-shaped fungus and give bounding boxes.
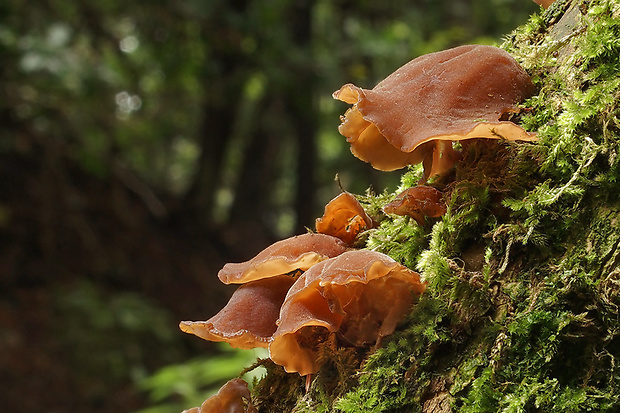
[533,0,555,8]
[315,192,373,245]
[218,233,348,284]
[383,186,446,225]
[333,45,537,178]
[182,378,257,413]
[269,250,426,375]
[180,276,295,349]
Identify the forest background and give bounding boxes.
[0,0,539,412]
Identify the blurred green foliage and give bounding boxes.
[135,344,267,413]
[1,0,537,235]
[54,281,181,387]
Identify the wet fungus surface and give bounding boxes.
[333,44,537,179]
[180,276,295,349]
[269,250,426,376]
[315,192,374,245]
[383,185,447,226]
[218,233,348,284]
[182,378,257,413]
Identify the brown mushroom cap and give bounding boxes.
[180,276,295,349]
[191,378,256,413]
[218,233,348,284]
[333,44,537,174]
[315,192,373,245]
[269,250,425,375]
[383,186,447,225]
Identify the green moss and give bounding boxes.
[333,296,454,413]
[249,359,305,413]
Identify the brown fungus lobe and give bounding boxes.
[180,276,295,349]
[383,185,447,225]
[269,250,426,376]
[315,192,373,245]
[182,378,257,413]
[533,0,555,8]
[333,44,536,179]
[218,233,347,284]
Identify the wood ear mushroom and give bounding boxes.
[315,192,373,245]
[217,233,347,284]
[333,45,537,181]
[383,186,447,226]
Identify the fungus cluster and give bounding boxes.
[179,43,536,406]
[333,44,537,181]
[180,233,347,350]
[181,195,425,377]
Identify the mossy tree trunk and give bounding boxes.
[248,0,620,411]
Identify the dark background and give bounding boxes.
[0,0,538,411]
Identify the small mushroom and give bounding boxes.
[180,276,295,349]
[315,192,373,245]
[533,0,555,8]
[383,186,447,226]
[182,378,257,413]
[269,250,425,375]
[218,233,348,284]
[333,45,537,180]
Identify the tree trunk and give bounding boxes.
[183,1,250,228]
[289,0,318,233]
[244,0,620,411]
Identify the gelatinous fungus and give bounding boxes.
[182,378,257,413]
[315,192,373,245]
[383,186,447,225]
[269,250,426,375]
[180,276,295,349]
[218,233,348,284]
[333,44,537,179]
[533,0,555,8]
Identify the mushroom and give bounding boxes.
[268,250,426,375]
[218,233,348,284]
[383,185,447,226]
[180,276,295,349]
[333,44,537,180]
[182,378,257,413]
[315,192,373,245]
